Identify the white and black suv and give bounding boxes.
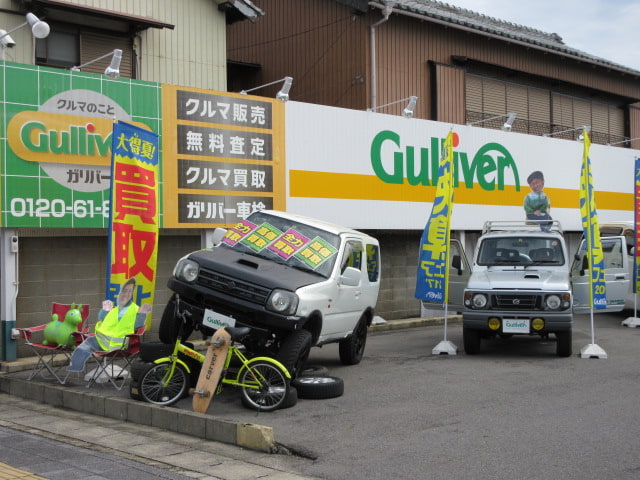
[159,210,381,377]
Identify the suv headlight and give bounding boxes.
[267,289,299,315]
[174,258,199,283]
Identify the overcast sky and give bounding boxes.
[444,0,640,72]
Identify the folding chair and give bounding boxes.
[83,325,146,390]
[15,303,90,384]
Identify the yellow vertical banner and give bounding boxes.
[578,129,606,309]
[415,130,455,303]
[107,121,160,328]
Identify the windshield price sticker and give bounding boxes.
[268,228,309,259]
[241,222,282,252]
[503,319,530,334]
[203,309,236,329]
[296,236,338,270]
[222,219,257,246]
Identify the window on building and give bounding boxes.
[465,74,626,145]
[35,25,134,78]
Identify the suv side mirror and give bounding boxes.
[340,266,361,286]
[211,228,227,246]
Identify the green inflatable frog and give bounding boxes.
[43,303,84,347]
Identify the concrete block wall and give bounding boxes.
[372,231,423,321]
[13,233,201,358]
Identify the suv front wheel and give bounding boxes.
[276,329,312,379]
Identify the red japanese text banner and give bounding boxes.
[106,121,159,328]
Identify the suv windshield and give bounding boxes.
[218,211,342,278]
[477,236,565,266]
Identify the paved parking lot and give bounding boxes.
[176,311,640,480]
[3,312,640,480]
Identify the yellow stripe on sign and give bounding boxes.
[289,170,633,210]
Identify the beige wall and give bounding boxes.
[0,0,227,90]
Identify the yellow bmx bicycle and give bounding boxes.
[135,296,291,412]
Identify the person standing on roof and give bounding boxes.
[67,277,151,373]
[524,170,552,231]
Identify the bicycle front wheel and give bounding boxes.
[240,361,289,412]
[140,362,188,406]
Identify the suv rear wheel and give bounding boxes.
[339,316,368,365]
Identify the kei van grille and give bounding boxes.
[494,294,538,310]
[197,269,271,304]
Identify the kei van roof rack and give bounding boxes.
[482,220,563,235]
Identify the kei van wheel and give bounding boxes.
[463,327,481,354]
[555,330,572,357]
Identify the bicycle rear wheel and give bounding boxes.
[140,362,188,406]
[240,361,289,412]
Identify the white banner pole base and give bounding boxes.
[432,340,457,355]
[580,343,607,359]
[621,316,640,328]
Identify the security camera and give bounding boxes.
[0,30,16,48]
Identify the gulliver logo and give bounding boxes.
[370,130,521,191]
[6,89,150,193]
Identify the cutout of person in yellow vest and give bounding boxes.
[67,277,151,374]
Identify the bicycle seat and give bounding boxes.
[226,327,251,341]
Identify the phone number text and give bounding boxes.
[11,198,110,218]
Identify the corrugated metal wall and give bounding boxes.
[228,0,640,140]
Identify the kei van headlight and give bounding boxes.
[464,292,488,309]
[545,294,571,310]
[267,289,299,315]
[174,258,199,283]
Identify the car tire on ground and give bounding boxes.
[339,316,368,365]
[463,327,481,354]
[556,330,572,357]
[300,364,329,377]
[292,376,344,399]
[129,378,143,401]
[276,329,312,378]
[139,342,174,363]
[130,360,154,382]
[279,385,298,409]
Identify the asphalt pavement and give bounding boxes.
[3,312,639,480]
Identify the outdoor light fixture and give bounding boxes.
[544,125,591,140]
[467,112,517,131]
[0,12,50,60]
[240,76,294,102]
[71,49,122,79]
[367,96,419,118]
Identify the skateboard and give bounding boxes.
[192,327,231,413]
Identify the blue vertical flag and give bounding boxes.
[578,129,606,309]
[415,131,454,303]
[634,157,640,294]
